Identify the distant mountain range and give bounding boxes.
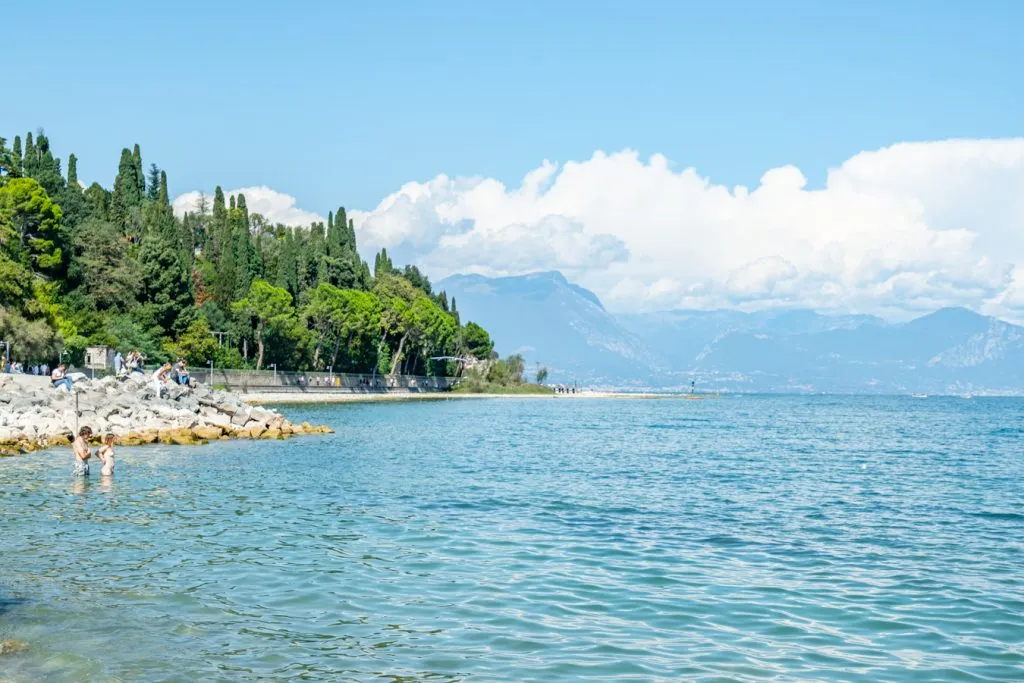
[438,271,1024,394]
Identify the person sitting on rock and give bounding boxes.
[95,433,115,476]
[51,363,73,392]
[151,361,172,397]
[72,426,92,476]
[175,359,191,387]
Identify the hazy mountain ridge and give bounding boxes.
[439,272,1024,393]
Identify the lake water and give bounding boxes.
[1,396,1022,681]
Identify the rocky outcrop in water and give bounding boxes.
[0,374,331,456]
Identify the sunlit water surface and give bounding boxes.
[1,396,1022,681]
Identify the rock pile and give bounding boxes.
[0,374,332,456]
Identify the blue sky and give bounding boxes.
[6,1,1022,212]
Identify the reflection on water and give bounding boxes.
[1,396,1023,681]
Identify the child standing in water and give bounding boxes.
[95,433,116,476]
[72,426,92,476]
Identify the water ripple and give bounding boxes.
[1,396,1022,681]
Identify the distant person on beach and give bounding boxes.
[72,427,92,476]
[95,433,115,476]
[51,363,72,392]
[113,350,124,377]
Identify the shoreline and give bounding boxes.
[0,374,332,457]
[244,390,710,404]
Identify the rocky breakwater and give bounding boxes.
[0,374,332,456]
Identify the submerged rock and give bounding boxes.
[0,639,29,656]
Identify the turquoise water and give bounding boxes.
[1,396,1023,681]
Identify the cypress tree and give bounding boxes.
[359,260,372,290]
[67,154,78,188]
[207,186,227,257]
[11,136,21,175]
[139,169,192,332]
[276,228,299,298]
[132,144,144,197]
[29,132,65,196]
[305,221,327,290]
[147,163,160,201]
[111,148,143,233]
[238,193,249,225]
[23,132,35,174]
[231,194,254,299]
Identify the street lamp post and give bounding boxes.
[269,363,277,383]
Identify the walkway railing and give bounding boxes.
[67,366,459,393]
[207,369,457,393]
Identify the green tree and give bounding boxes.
[458,321,493,359]
[146,163,160,201]
[67,153,78,188]
[0,137,17,182]
[535,364,549,384]
[70,218,140,310]
[132,144,145,197]
[0,177,65,275]
[139,174,191,332]
[276,227,299,298]
[110,148,143,235]
[232,280,294,370]
[172,318,220,366]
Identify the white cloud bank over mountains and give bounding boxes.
[174,139,1024,320]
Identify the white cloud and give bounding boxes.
[350,140,1024,320]
[173,140,1024,321]
[172,186,325,226]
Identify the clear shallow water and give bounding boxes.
[1,396,1022,682]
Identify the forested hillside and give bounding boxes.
[0,130,494,376]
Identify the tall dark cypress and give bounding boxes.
[208,186,227,258]
[232,194,254,299]
[132,144,145,197]
[67,154,78,188]
[147,163,160,201]
[11,136,22,175]
[111,148,143,232]
[23,132,35,174]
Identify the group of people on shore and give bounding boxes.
[42,352,192,397]
[2,360,44,374]
[71,426,115,477]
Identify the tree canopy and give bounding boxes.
[0,127,498,377]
